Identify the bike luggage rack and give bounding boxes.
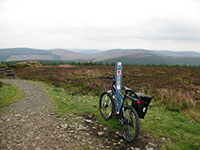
[129,93,152,119]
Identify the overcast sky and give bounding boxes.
[0,0,200,51]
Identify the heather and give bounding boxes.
[9,65,199,121]
[1,64,200,149]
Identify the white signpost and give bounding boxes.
[115,62,122,111]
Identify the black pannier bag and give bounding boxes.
[131,93,152,119]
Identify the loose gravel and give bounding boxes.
[0,79,162,150]
[0,80,109,150]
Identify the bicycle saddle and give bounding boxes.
[135,92,144,97]
[124,86,132,91]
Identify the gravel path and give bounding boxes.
[0,79,163,150]
[0,80,108,150]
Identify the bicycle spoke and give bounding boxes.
[120,106,139,142]
[99,92,114,121]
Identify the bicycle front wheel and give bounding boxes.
[99,92,114,121]
[120,106,139,142]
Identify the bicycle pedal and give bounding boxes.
[113,112,119,116]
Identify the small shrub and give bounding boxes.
[16,61,42,68]
[158,88,192,112]
[0,63,7,68]
[14,65,200,113]
[0,81,3,88]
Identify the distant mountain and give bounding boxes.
[67,49,100,54]
[0,48,60,61]
[101,54,200,66]
[1,47,200,66]
[79,50,100,54]
[91,49,153,61]
[154,50,200,57]
[50,49,88,61]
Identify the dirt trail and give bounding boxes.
[0,80,163,150]
[0,80,108,150]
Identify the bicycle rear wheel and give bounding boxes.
[99,92,114,121]
[120,106,139,142]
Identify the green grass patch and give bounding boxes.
[0,82,23,113]
[42,83,120,131]
[142,101,200,150]
[41,82,200,150]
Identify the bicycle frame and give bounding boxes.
[100,76,139,116]
[100,76,141,142]
[111,80,138,117]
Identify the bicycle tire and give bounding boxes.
[120,106,139,142]
[99,91,114,121]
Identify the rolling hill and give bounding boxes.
[1,47,200,66]
[0,48,60,61]
[50,49,88,61]
[101,53,200,66]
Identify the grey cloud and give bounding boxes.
[0,28,5,31]
[159,22,200,33]
[87,25,200,42]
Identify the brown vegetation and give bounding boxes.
[0,81,2,88]
[1,65,199,122]
[16,61,42,68]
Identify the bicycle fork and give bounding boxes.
[119,108,134,127]
[108,90,120,114]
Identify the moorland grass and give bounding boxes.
[14,65,200,114]
[42,83,200,150]
[142,101,200,150]
[0,81,23,113]
[11,64,200,149]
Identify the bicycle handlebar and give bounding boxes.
[99,76,114,80]
[100,75,137,97]
[100,75,126,80]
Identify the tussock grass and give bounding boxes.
[11,64,200,149]
[42,82,200,150]
[142,101,200,150]
[42,83,120,131]
[0,82,23,113]
[14,65,200,113]
[0,81,3,88]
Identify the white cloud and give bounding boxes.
[0,0,200,51]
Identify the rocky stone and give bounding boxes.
[145,145,154,150]
[86,133,90,136]
[60,124,68,129]
[15,114,22,117]
[154,116,160,121]
[97,131,105,136]
[77,126,87,131]
[161,137,166,141]
[105,146,110,149]
[85,119,92,123]
[35,136,40,140]
[148,142,155,146]
[115,131,120,135]
[50,112,55,115]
